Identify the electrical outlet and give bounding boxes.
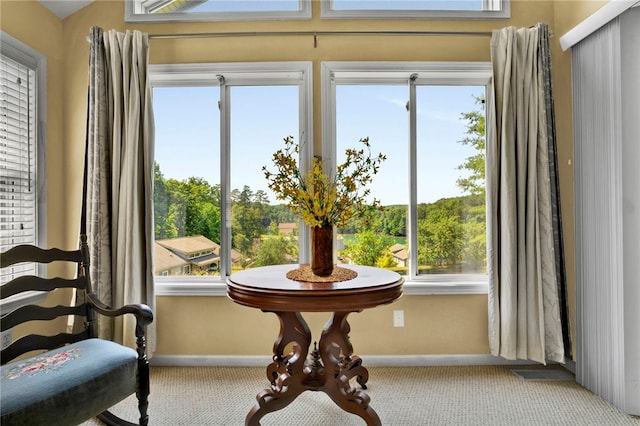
[1,329,12,350]
[393,310,404,327]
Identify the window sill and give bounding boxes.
[155,279,488,297]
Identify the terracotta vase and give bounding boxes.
[311,224,334,277]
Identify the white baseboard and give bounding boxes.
[151,355,272,367]
[150,354,543,368]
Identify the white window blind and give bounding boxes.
[0,53,37,284]
[572,7,640,416]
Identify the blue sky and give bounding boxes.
[335,85,483,205]
[331,0,483,11]
[153,84,483,206]
[192,0,299,12]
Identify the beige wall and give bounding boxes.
[1,1,75,335]
[155,295,489,355]
[1,0,611,358]
[1,1,68,249]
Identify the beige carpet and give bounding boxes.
[82,365,639,425]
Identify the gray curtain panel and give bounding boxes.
[538,25,571,359]
[86,26,155,351]
[487,23,566,364]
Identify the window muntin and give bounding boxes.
[323,62,490,284]
[322,0,509,19]
[150,63,312,284]
[126,0,311,22]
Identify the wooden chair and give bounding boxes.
[0,235,153,426]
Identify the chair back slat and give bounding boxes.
[1,242,93,365]
[1,245,82,267]
[1,332,89,364]
[1,276,87,299]
[1,304,89,331]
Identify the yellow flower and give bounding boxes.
[263,136,386,228]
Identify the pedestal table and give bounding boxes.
[227,264,403,426]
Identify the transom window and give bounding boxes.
[126,0,311,22]
[321,0,509,19]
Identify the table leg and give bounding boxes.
[246,311,380,426]
[246,311,311,426]
[318,311,381,426]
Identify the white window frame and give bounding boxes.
[149,62,313,296]
[125,0,312,22]
[321,0,509,19]
[321,61,490,295]
[0,32,47,313]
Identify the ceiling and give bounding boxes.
[38,0,95,19]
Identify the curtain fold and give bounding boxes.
[85,26,155,352]
[538,26,571,359]
[487,23,567,364]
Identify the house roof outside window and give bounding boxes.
[156,235,220,258]
[154,243,188,273]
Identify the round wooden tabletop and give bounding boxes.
[227,264,403,312]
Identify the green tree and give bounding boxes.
[153,164,221,243]
[456,96,487,272]
[254,189,270,205]
[183,177,220,243]
[380,205,407,236]
[265,204,297,226]
[417,199,464,267]
[164,202,182,239]
[153,162,172,239]
[456,96,486,196]
[376,251,397,269]
[268,221,279,235]
[164,179,187,237]
[344,229,392,266]
[462,205,486,271]
[253,234,297,267]
[231,185,268,255]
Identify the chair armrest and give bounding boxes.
[86,292,154,329]
[85,291,153,423]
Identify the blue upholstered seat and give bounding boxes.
[1,338,138,426]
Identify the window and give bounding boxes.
[126,0,311,22]
[1,32,46,309]
[333,0,484,10]
[322,62,490,292]
[322,0,509,19]
[150,62,312,293]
